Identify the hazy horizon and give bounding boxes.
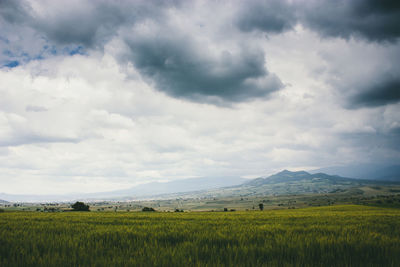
[1,0,399,195]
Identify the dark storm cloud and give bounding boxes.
[34,3,126,47]
[1,0,285,104]
[32,1,173,48]
[235,0,400,42]
[235,0,297,34]
[234,0,400,107]
[390,127,400,135]
[124,30,283,104]
[26,0,400,46]
[0,0,30,24]
[0,0,178,48]
[351,77,400,107]
[300,0,400,42]
[2,0,399,106]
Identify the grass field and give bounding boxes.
[1,205,400,266]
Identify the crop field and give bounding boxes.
[1,205,400,266]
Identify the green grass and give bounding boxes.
[1,205,400,266]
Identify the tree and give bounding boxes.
[142,207,155,212]
[259,203,264,211]
[71,201,90,211]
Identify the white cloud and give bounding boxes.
[0,0,399,194]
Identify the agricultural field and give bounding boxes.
[4,185,400,213]
[1,205,400,266]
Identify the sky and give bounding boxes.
[0,0,399,195]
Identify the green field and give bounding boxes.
[1,205,400,266]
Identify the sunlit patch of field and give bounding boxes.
[1,205,399,266]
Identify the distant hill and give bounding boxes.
[311,164,400,181]
[0,199,9,204]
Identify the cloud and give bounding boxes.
[1,0,400,195]
[31,1,127,47]
[235,0,297,34]
[25,105,48,112]
[234,0,400,43]
[300,0,400,42]
[0,0,180,70]
[0,51,399,194]
[123,23,283,104]
[351,76,400,107]
[306,34,400,109]
[232,0,400,108]
[4,0,398,106]
[0,112,80,147]
[0,0,30,25]
[0,132,79,147]
[0,0,176,48]
[1,0,283,104]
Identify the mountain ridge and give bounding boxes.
[2,170,399,203]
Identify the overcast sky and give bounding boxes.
[0,0,399,194]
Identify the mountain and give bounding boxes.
[98,176,247,197]
[311,164,400,181]
[2,170,398,203]
[245,170,357,186]
[100,171,367,199]
[172,170,392,199]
